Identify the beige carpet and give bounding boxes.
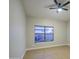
[23,46,70,59]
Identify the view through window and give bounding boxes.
[34,25,54,43]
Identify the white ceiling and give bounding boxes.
[22,0,70,21]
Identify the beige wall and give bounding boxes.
[67,21,70,44]
[26,17,68,50]
[9,0,27,59]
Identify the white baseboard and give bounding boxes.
[26,44,69,51]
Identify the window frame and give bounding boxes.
[34,25,54,43]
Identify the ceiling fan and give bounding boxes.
[46,0,70,12]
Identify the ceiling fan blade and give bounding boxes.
[62,8,68,11]
[61,1,70,7]
[49,8,57,9]
[54,0,58,5]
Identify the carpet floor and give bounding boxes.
[23,46,70,59]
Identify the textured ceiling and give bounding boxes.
[22,0,70,21]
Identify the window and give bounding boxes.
[34,25,54,43]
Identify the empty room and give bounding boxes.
[9,0,70,59]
